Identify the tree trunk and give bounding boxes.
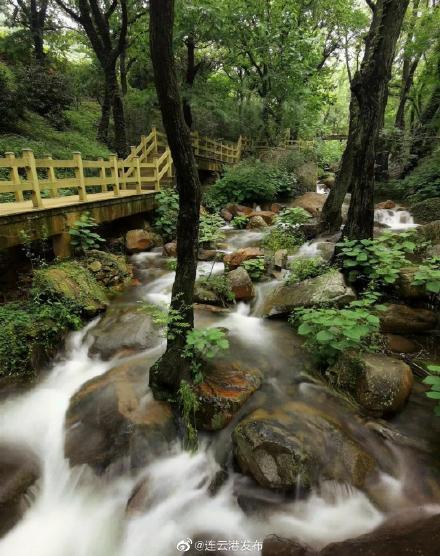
[112,82,128,157]
[97,80,112,144]
[120,45,128,96]
[30,0,47,64]
[320,0,409,239]
[182,36,196,129]
[149,0,201,400]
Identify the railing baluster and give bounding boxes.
[45,154,59,198]
[6,152,24,202]
[23,148,43,208]
[73,152,87,201]
[109,154,120,196]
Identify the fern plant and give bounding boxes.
[423,365,440,416]
[68,212,104,254]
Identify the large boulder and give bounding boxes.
[195,359,262,431]
[227,267,255,301]
[330,353,413,416]
[88,306,161,360]
[247,215,269,229]
[386,334,418,354]
[125,229,162,253]
[224,248,264,270]
[263,271,355,317]
[233,403,375,490]
[64,358,177,473]
[248,211,276,225]
[32,261,108,315]
[81,250,132,290]
[291,192,326,217]
[396,266,429,300]
[379,304,437,334]
[0,445,40,537]
[225,203,253,217]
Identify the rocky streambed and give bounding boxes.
[0,198,439,555]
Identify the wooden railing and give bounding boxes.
[0,127,244,210]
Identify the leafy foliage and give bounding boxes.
[231,215,249,229]
[0,61,24,132]
[154,189,179,242]
[185,327,229,360]
[275,207,311,227]
[178,380,200,451]
[291,304,380,366]
[287,256,329,284]
[423,364,440,416]
[241,256,266,281]
[337,231,419,287]
[412,257,440,294]
[199,213,225,245]
[68,212,105,254]
[410,198,440,224]
[197,274,235,305]
[263,226,304,253]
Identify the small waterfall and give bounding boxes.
[316,183,329,195]
[374,208,417,231]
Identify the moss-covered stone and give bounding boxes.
[32,261,108,315]
[410,198,440,224]
[80,250,132,290]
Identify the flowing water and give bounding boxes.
[0,226,438,555]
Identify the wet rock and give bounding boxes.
[321,175,335,190]
[271,203,285,214]
[291,192,326,217]
[163,242,177,257]
[274,249,288,269]
[198,249,223,262]
[220,208,233,222]
[224,248,264,270]
[319,512,440,556]
[263,536,314,556]
[125,229,162,253]
[427,243,440,258]
[396,266,429,300]
[299,219,319,240]
[317,241,336,262]
[227,267,255,301]
[82,250,132,289]
[194,304,231,314]
[225,203,253,217]
[386,334,418,354]
[194,283,223,306]
[331,353,413,416]
[195,359,262,431]
[0,445,40,537]
[88,306,161,360]
[263,271,355,317]
[32,261,108,315]
[380,304,437,334]
[248,211,276,225]
[233,403,375,490]
[375,200,396,210]
[247,215,269,229]
[64,358,177,473]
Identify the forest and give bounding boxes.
[0,0,439,555]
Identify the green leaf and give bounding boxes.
[426,392,440,399]
[316,330,335,343]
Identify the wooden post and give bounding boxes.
[140,135,147,161]
[119,158,127,190]
[22,148,43,208]
[152,126,158,156]
[73,152,87,201]
[109,154,120,196]
[98,157,107,192]
[166,147,173,178]
[153,154,160,191]
[134,156,142,194]
[5,152,24,202]
[45,154,59,198]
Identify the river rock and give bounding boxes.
[331,353,413,416]
[418,220,440,242]
[396,266,429,300]
[248,211,276,225]
[375,200,396,210]
[299,219,320,240]
[247,215,269,229]
[198,249,223,262]
[64,358,177,473]
[227,267,255,301]
[125,229,162,253]
[321,175,335,189]
[225,203,253,216]
[195,359,262,431]
[32,261,108,315]
[274,249,288,269]
[220,208,233,222]
[263,271,355,317]
[82,250,132,289]
[410,197,440,224]
[194,282,223,306]
[233,402,375,490]
[0,444,40,537]
[224,248,264,270]
[263,536,313,556]
[386,334,418,354]
[291,192,326,217]
[163,242,177,257]
[88,306,161,359]
[271,203,285,214]
[317,241,336,261]
[379,304,437,334]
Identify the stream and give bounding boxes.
[0,198,438,555]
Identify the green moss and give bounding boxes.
[410,197,440,224]
[32,261,108,315]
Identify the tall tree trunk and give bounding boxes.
[120,44,128,96]
[97,80,112,144]
[30,0,47,64]
[320,0,409,238]
[182,36,196,129]
[112,80,128,157]
[149,0,201,400]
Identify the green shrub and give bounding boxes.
[410,197,440,224]
[275,207,311,227]
[0,62,24,132]
[291,305,380,366]
[197,274,235,305]
[423,364,440,416]
[69,212,105,254]
[199,213,225,245]
[154,189,179,242]
[204,159,296,209]
[394,148,440,202]
[241,257,266,281]
[231,215,249,229]
[263,226,304,253]
[287,256,329,284]
[412,257,440,294]
[337,231,419,288]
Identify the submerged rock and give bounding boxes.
[125,229,162,253]
[233,403,375,491]
[224,248,264,270]
[88,306,161,360]
[263,271,355,317]
[64,358,177,473]
[227,267,255,301]
[291,192,326,217]
[195,359,262,431]
[379,304,437,334]
[0,445,40,537]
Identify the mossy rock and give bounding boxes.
[80,250,132,290]
[410,198,440,224]
[32,261,108,315]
